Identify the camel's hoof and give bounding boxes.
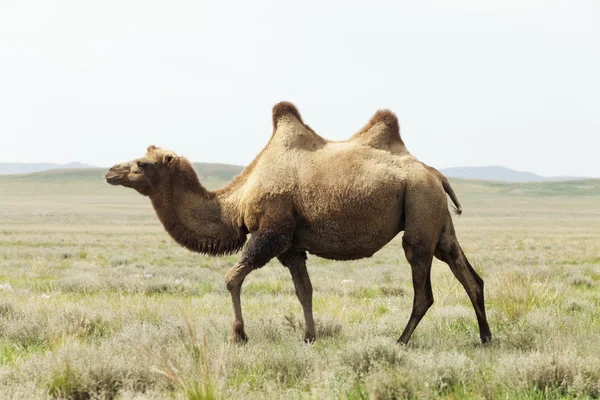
[231,322,248,345]
[232,326,248,345]
[480,334,492,345]
[303,334,316,344]
[232,332,248,345]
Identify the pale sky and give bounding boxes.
[1,0,598,177]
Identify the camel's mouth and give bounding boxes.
[105,163,131,185]
[104,172,123,185]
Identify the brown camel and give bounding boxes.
[104,102,491,345]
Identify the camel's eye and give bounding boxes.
[137,161,150,169]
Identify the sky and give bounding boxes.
[1,0,598,177]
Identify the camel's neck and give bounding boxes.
[149,165,246,256]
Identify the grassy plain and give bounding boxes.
[0,169,599,399]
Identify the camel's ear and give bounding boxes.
[164,154,175,164]
[147,145,157,152]
[272,101,304,128]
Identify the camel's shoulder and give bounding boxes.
[349,109,406,153]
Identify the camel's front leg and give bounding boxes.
[225,230,292,344]
[225,262,253,343]
[278,250,315,343]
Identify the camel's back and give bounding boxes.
[236,105,412,201]
[240,123,421,202]
[236,103,444,259]
[238,109,432,221]
[241,138,434,259]
[293,141,422,216]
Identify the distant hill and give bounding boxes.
[0,162,243,180]
[191,162,244,182]
[2,162,591,184]
[1,164,598,198]
[440,166,587,182]
[0,163,244,185]
[0,162,97,175]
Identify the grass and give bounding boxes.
[0,171,599,398]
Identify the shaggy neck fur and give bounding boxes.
[149,158,246,256]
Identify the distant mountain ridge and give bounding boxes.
[0,162,97,175]
[440,166,588,182]
[2,165,597,198]
[0,162,245,185]
[0,161,245,179]
[1,162,592,183]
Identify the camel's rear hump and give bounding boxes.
[349,110,409,154]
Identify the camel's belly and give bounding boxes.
[291,207,404,260]
[292,227,400,260]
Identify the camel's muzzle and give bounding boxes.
[105,163,131,185]
[104,172,122,185]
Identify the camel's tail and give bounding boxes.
[423,163,463,215]
[442,178,463,216]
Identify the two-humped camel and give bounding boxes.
[105,102,491,345]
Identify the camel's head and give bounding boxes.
[105,145,179,196]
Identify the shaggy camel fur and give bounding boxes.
[105,102,491,345]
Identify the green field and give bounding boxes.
[1,168,599,399]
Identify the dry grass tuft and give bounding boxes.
[342,340,405,377]
[147,318,221,400]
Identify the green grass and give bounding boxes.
[0,171,599,398]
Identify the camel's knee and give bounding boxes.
[225,270,238,292]
[458,252,485,291]
[410,296,434,320]
[295,282,312,298]
[226,280,236,293]
[225,264,250,292]
[437,233,460,259]
[474,273,484,291]
[305,284,313,299]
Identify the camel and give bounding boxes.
[104,102,491,345]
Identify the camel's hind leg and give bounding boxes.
[397,185,443,344]
[435,216,492,343]
[278,250,315,343]
[397,231,437,345]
